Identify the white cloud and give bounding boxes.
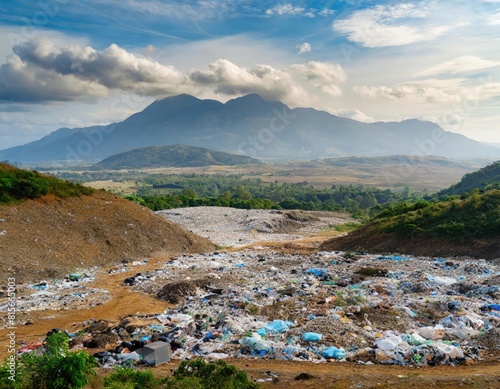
[354,80,464,103]
[188,59,306,102]
[331,108,375,123]
[265,4,333,17]
[479,82,500,99]
[416,56,500,76]
[333,3,465,47]
[12,39,188,97]
[487,10,500,25]
[290,61,346,96]
[265,4,306,16]
[0,54,107,103]
[296,42,311,54]
[354,77,500,104]
[1,38,347,106]
[318,8,334,17]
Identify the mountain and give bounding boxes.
[482,142,500,149]
[93,144,262,170]
[2,94,500,162]
[439,161,500,196]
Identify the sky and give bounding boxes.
[0,0,499,149]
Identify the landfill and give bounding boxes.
[7,249,499,368]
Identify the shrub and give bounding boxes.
[0,358,25,389]
[18,332,97,389]
[167,359,258,389]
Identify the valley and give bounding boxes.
[49,155,485,195]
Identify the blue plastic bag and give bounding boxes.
[305,268,329,277]
[302,332,323,342]
[322,346,346,359]
[264,320,293,334]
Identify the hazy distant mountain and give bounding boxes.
[2,94,500,162]
[321,155,475,169]
[482,142,500,149]
[94,144,262,169]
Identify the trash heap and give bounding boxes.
[10,251,499,367]
[87,251,500,366]
[0,269,110,313]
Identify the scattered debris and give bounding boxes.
[6,249,499,368]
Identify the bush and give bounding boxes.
[0,358,25,389]
[166,359,258,389]
[14,332,97,389]
[102,360,257,389]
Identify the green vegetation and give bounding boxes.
[166,359,258,389]
[0,163,94,204]
[439,161,500,196]
[94,145,262,170]
[104,368,159,389]
[123,174,426,217]
[0,332,97,389]
[101,359,258,389]
[369,189,500,242]
[2,338,256,389]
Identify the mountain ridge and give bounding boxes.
[2,94,499,162]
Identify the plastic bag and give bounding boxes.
[264,320,293,334]
[322,346,346,359]
[302,332,323,342]
[375,336,402,351]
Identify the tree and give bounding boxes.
[236,185,252,200]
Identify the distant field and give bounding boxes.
[80,158,484,193]
[83,179,138,194]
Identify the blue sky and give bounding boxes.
[1,0,500,148]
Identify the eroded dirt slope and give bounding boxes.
[0,192,214,282]
[320,228,500,260]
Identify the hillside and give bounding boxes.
[321,190,500,259]
[0,165,214,282]
[2,94,500,162]
[94,144,262,169]
[439,161,500,196]
[0,162,94,203]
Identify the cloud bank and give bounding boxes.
[0,39,346,106]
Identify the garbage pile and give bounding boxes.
[0,269,110,313]
[88,251,500,366]
[9,251,500,367]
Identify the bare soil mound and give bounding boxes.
[0,192,214,282]
[320,228,500,259]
